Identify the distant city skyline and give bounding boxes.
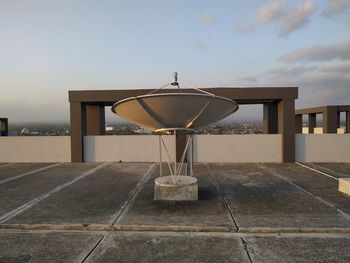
[0,0,349,122]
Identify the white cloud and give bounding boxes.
[278,0,316,36]
[257,1,286,23]
[322,0,350,17]
[233,22,255,35]
[256,0,316,37]
[280,39,350,63]
[199,11,216,25]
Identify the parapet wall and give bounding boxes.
[193,134,282,162]
[295,134,350,162]
[84,135,175,162]
[0,136,70,162]
[0,134,349,163]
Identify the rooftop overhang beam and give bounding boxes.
[296,105,350,115]
[69,87,298,104]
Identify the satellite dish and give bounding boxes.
[111,73,239,200]
[111,93,238,131]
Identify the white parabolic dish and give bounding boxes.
[111,93,239,130]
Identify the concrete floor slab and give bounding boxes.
[117,164,235,229]
[0,231,102,263]
[262,163,350,215]
[0,163,55,181]
[0,163,99,218]
[308,163,350,178]
[7,163,153,225]
[246,235,350,262]
[208,163,350,229]
[87,232,249,263]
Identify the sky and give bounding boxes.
[0,0,349,123]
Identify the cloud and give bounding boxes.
[267,65,318,78]
[199,11,216,25]
[322,0,350,17]
[233,22,255,35]
[236,63,350,107]
[278,0,316,36]
[280,39,350,63]
[257,1,286,23]
[320,62,350,73]
[256,0,316,37]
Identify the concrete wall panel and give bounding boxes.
[296,134,350,162]
[84,135,175,162]
[0,136,70,162]
[193,135,282,162]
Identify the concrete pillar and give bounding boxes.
[323,106,338,133]
[0,118,8,136]
[278,99,295,163]
[176,133,187,163]
[308,114,316,134]
[337,111,341,129]
[86,105,105,136]
[263,102,278,134]
[346,111,350,133]
[70,102,86,163]
[295,114,302,133]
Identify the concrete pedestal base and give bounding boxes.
[339,178,350,196]
[154,175,198,201]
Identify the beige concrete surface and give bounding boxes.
[339,178,350,196]
[0,136,70,162]
[84,135,175,162]
[296,134,350,162]
[194,134,282,162]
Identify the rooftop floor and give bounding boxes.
[0,162,349,262]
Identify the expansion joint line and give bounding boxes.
[80,234,107,263]
[260,164,350,222]
[0,163,108,223]
[296,162,339,181]
[0,162,63,184]
[205,164,240,231]
[111,163,156,226]
[240,236,254,263]
[0,163,15,169]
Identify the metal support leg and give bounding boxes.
[159,134,162,178]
